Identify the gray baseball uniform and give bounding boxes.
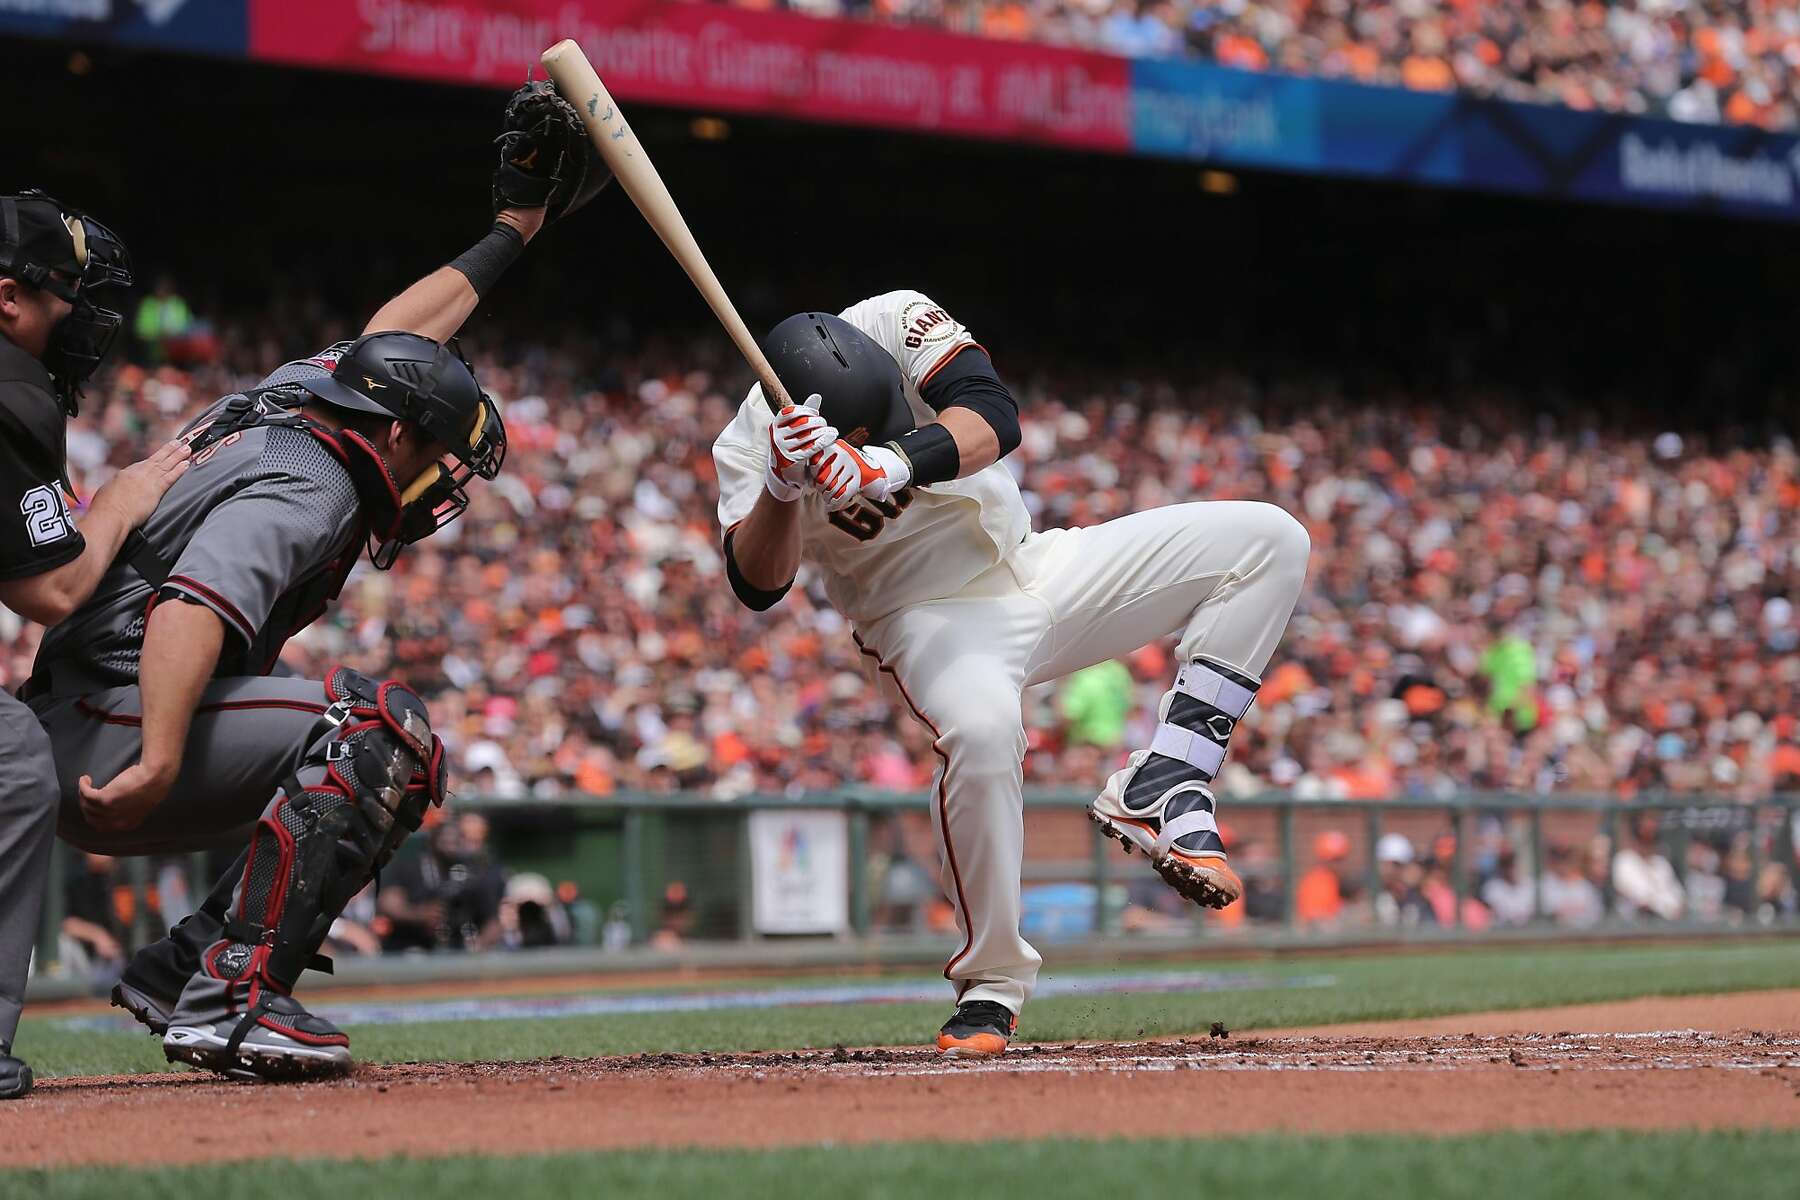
[26,348,364,856]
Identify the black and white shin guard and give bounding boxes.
[1096,656,1260,860]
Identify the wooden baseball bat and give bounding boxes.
[541,38,788,413]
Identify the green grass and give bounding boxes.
[14,1132,1800,1199]
[19,938,1800,1079]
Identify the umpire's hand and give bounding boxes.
[78,761,175,834]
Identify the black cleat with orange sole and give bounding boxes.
[936,1000,1017,1058]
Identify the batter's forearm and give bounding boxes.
[138,600,225,776]
[727,490,803,597]
[936,407,1001,476]
[362,209,545,340]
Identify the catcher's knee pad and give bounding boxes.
[200,667,448,996]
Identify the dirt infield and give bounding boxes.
[14,990,1800,1169]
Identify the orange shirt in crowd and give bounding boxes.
[1296,865,1343,923]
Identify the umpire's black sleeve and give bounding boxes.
[919,348,1020,458]
[723,528,791,612]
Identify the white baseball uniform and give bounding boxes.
[713,290,1309,1014]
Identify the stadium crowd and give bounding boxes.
[741,0,1800,129]
[3,307,1794,814]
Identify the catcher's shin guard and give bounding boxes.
[1090,657,1258,908]
[163,668,446,1080]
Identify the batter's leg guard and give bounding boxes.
[163,668,446,1082]
[1089,657,1258,908]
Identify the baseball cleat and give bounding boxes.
[163,994,352,1083]
[0,1050,33,1101]
[111,976,176,1036]
[1089,778,1242,910]
[936,1000,1017,1058]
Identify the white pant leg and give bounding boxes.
[1021,500,1310,685]
[854,573,1046,1014]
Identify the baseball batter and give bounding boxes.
[714,292,1310,1056]
[21,84,610,1082]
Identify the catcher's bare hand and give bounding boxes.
[79,760,177,834]
[93,438,191,528]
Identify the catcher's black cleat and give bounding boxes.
[0,1049,32,1100]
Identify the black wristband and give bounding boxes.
[889,422,960,487]
[448,221,526,300]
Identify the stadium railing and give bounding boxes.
[33,791,1800,989]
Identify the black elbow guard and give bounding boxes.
[723,530,791,612]
[920,348,1020,457]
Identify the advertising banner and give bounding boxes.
[0,0,245,54]
[747,808,849,936]
[246,0,1132,152]
[1130,57,1800,220]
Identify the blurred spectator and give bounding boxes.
[499,873,575,948]
[8,305,1799,809]
[1295,829,1350,924]
[1539,839,1603,927]
[132,276,211,366]
[1373,833,1435,927]
[743,0,1800,130]
[58,854,129,977]
[325,883,383,959]
[1059,659,1134,748]
[870,818,939,932]
[1683,838,1727,922]
[1480,846,1536,926]
[1419,832,1489,929]
[378,812,508,952]
[650,880,695,950]
[1721,835,1759,919]
[1612,810,1685,921]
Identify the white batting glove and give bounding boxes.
[810,438,912,511]
[765,393,837,502]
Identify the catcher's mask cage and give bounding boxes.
[0,189,133,414]
[295,331,507,568]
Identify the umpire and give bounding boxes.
[0,192,191,1101]
[0,190,190,1098]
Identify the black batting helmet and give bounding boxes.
[296,331,506,567]
[761,312,913,446]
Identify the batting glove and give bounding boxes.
[766,394,837,502]
[811,438,912,511]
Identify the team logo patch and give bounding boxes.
[900,300,958,351]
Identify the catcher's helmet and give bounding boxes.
[762,312,912,446]
[0,189,133,414]
[296,331,507,567]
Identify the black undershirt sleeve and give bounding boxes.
[918,347,1020,458]
[723,528,792,612]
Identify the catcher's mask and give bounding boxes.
[295,331,506,569]
[761,312,912,446]
[0,189,133,415]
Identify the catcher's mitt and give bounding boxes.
[492,81,613,222]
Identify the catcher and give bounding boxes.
[22,84,609,1081]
